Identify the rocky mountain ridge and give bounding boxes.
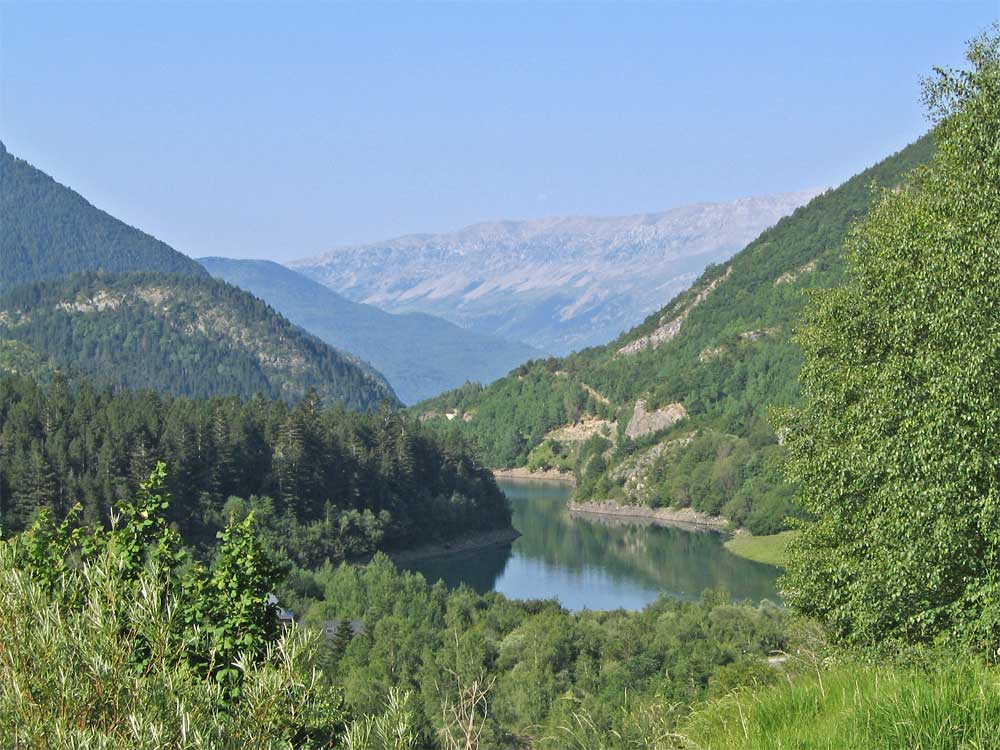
[292,190,819,353]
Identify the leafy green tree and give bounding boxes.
[781,29,1000,649]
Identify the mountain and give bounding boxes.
[0,272,398,410]
[291,191,819,354]
[199,257,540,404]
[0,144,396,410]
[0,142,207,291]
[413,134,935,534]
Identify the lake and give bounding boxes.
[402,478,781,611]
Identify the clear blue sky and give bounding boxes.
[1,1,996,261]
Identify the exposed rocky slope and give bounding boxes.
[291,191,818,354]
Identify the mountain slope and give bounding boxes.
[0,142,207,291]
[199,257,539,404]
[291,191,818,353]
[413,134,935,533]
[0,273,398,410]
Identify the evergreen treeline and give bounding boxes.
[415,132,936,534]
[0,141,208,292]
[0,272,398,410]
[0,374,509,565]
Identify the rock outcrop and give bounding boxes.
[774,259,817,286]
[618,267,732,356]
[624,399,688,440]
[545,416,617,443]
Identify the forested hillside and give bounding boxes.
[415,133,935,534]
[0,374,508,561]
[200,257,539,404]
[0,142,207,291]
[0,273,397,410]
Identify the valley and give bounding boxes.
[199,257,539,404]
[4,14,1000,749]
[413,133,936,538]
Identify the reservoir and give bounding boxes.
[403,478,781,610]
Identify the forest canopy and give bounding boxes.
[0,374,509,567]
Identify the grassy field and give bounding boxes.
[680,656,1000,750]
[724,530,799,567]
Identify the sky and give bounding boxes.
[1,2,997,262]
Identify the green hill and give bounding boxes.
[199,257,539,404]
[0,142,207,291]
[0,272,398,410]
[413,133,935,533]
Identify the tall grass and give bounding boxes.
[0,538,417,749]
[681,656,1000,750]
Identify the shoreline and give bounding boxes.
[493,467,577,485]
[567,500,732,533]
[381,527,522,565]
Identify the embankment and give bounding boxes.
[381,527,522,565]
[493,467,577,485]
[567,500,730,532]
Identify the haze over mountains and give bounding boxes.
[1,136,824,408]
[199,258,538,404]
[292,190,820,354]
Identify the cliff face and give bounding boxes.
[624,400,688,440]
[292,191,818,354]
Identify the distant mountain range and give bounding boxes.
[291,191,820,354]
[199,258,538,404]
[0,143,396,409]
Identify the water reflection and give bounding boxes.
[402,478,781,611]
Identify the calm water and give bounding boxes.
[403,479,781,611]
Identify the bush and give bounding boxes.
[0,462,422,749]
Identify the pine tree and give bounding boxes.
[12,442,58,525]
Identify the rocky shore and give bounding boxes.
[382,527,522,565]
[567,500,731,533]
[492,467,577,485]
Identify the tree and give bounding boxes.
[781,28,1000,649]
[11,441,57,525]
[333,618,356,655]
